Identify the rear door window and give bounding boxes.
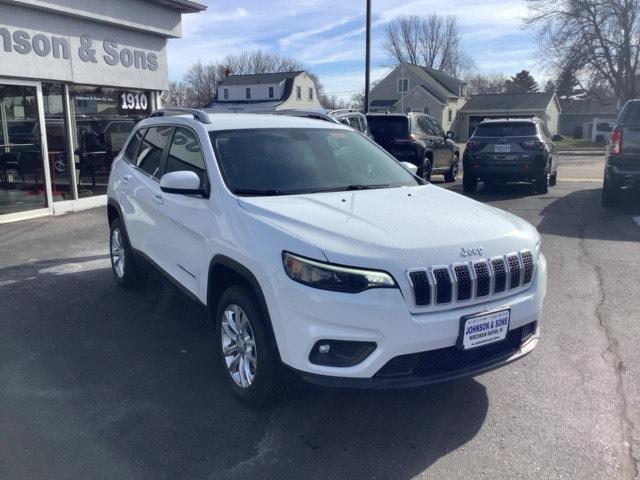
[124,128,146,164]
[367,116,409,139]
[474,122,537,137]
[165,127,209,190]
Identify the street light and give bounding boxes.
[364,0,371,113]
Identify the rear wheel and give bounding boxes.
[444,155,459,183]
[420,157,432,182]
[534,170,549,194]
[215,285,282,405]
[109,217,146,288]
[601,179,620,207]
[463,174,478,193]
[549,169,557,186]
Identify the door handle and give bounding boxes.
[153,194,164,205]
[122,175,131,184]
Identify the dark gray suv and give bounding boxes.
[462,118,558,194]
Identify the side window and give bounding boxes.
[165,127,208,189]
[136,126,171,178]
[417,116,430,135]
[429,117,445,137]
[124,128,146,164]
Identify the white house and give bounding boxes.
[368,63,468,133]
[209,71,322,112]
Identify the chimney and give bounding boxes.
[224,67,233,78]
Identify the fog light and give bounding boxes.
[309,340,376,367]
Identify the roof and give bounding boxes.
[460,92,556,113]
[149,0,207,12]
[207,101,283,112]
[417,65,464,97]
[559,98,618,116]
[370,99,398,108]
[218,71,304,86]
[141,113,352,131]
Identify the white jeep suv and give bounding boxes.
[107,108,547,404]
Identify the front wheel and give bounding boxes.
[444,156,459,183]
[109,218,146,288]
[216,285,282,405]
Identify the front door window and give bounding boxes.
[0,83,47,215]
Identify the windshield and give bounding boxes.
[367,116,409,139]
[209,128,419,196]
[474,122,537,137]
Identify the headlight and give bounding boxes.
[535,238,542,261]
[282,252,397,293]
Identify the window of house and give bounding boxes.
[296,86,302,100]
[398,78,409,93]
[423,107,429,114]
[309,87,313,100]
[268,86,274,99]
[223,88,229,100]
[246,88,251,100]
[448,109,452,122]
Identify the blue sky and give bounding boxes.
[167,0,543,100]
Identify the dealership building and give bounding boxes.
[0,0,205,222]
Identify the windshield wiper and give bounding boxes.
[232,188,285,196]
[315,184,393,193]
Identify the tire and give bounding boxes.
[444,155,459,183]
[419,157,432,182]
[549,169,557,187]
[215,285,282,405]
[109,217,146,288]
[534,171,549,194]
[463,174,478,193]
[601,179,620,207]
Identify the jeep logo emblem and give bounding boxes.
[460,247,484,257]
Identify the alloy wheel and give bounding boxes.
[221,304,257,388]
[111,227,125,278]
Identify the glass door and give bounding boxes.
[0,80,50,217]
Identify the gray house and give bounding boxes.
[368,63,467,133]
[457,92,561,141]
[559,98,618,139]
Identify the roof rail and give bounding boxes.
[149,108,212,124]
[328,108,363,115]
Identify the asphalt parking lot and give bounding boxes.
[1,155,639,480]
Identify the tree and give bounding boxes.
[544,79,556,92]
[383,14,473,77]
[503,70,539,93]
[464,73,506,94]
[553,66,580,98]
[525,0,640,103]
[163,80,191,107]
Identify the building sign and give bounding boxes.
[0,28,159,71]
[118,91,151,113]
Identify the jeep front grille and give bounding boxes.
[407,250,535,308]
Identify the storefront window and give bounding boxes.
[69,86,150,197]
[42,83,73,201]
[0,83,47,215]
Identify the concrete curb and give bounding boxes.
[558,150,605,157]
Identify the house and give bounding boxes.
[558,98,618,139]
[457,92,562,140]
[368,63,468,133]
[208,71,321,112]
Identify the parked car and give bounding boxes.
[602,100,640,206]
[462,118,558,194]
[366,113,459,182]
[274,108,372,139]
[107,108,546,405]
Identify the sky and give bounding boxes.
[167,0,544,101]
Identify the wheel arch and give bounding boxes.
[107,198,122,226]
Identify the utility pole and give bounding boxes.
[364,0,371,113]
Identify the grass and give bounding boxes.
[554,138,606,151]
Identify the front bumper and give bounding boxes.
[266,254,547,383]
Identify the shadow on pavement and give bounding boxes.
[0,257,489,480]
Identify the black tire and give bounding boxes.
[549,169,557,186]
[215,285,282,405]
[109,217,146,288]
[601,180,620,207]
[419,157,432,182]
[463,174,478,193]
[534,171,549,194]
[444,155,459,183]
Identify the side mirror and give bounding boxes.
[401,161,418,175]
[160,171,207,196]
[446,131,455,140]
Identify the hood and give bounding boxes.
[238,185,539,269]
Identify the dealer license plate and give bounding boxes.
[461,309,510,350]
[494,144,511,153]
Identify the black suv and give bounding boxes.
[366,113,459,182]
[462,118,558,194]
[602,100,640,207]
